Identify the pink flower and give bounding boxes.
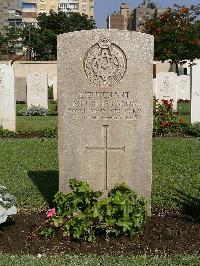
[47,208,56,218]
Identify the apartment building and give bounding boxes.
[58,0,79,13]
[58,0,94,19]
[107,3,132,30]
[108,1,167,31]
[0,0,22,29]
[22,0,37,24]
[120,3,132,29]
[22,0,58,24]
[37,0,58,14]
[132,0,167,31]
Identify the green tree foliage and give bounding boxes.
[0,27,22,60]
[144,7,200,73]
[22,10,95,60]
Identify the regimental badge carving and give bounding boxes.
[83,38,127,87]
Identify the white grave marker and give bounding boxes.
[191,61,200,123]
[177,75,190,101]
[155,72,178,110]
[27,73,48,109]
[0,64,16,131]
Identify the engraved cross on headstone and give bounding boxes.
[86,125,125,190]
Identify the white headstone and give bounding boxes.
[52,76,57,101]
[58,30,153,214]
[155,72,178,110]
[177,75,190,101]
[191,60,200,123]
[0,64,16,131]
[27,73,48,109]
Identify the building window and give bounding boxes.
[82,5,87,11]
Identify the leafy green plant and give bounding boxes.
[41,179,147,242]
[39,227,55,237]
[153,98,184,136]
[93,184,146,238]
[43,127,58,138]
[0,125,16,138]
[183,122,200,137]
[0,186,17,224]
[19,105,48,116]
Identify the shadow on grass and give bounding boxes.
[28,170,59,207]
[175,189,200,222]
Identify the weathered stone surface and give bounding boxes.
[15,77,27,102]
[155,72,178,110]
[191,60,200,123]
[177,75,190,101]
[27,73,48,109]
[0,64,16,131]
[58,30,153,212]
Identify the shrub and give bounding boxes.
[43,127,58,138]
[48,100,58,115]
[19,105,48,116]
[177,99,190,103]
[153,98,184,136]
[0,126,16,138]
[93,184,146,239]
[41,179,147,242]
[0,186,17,224]
[183,122,200,137]
[48,85,53,100]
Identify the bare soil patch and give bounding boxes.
[0,209,200,256]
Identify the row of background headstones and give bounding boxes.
[153,72,190,110]
[20,73,58,104]
[154,60,200,123]
[0,65,57,131]
[0,60,200,132]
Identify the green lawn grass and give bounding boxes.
[0,255,200,266]
[16,102,58,132]
[16,116,58,132]
[0,138,200,210]
[177,102,190,124]
[153,138,200,209]
[0,139,58,209]
[16,103,26,114]
[177,102,190,114]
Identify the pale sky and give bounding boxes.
[94,0,200,28]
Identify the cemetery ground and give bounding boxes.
[16,102,58,133]
[0,138,200,261]
[0,101,199,264]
